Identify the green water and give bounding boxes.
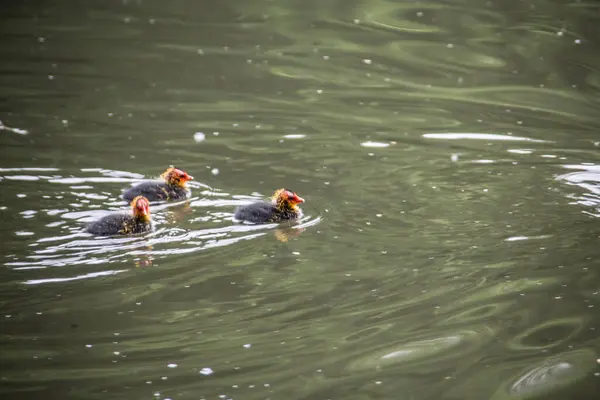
[1,0,599,399]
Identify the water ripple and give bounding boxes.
[342,325,496,373]
[492,349,598,399]
[1,168,320,285]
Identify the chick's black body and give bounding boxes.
[122,181,189,202]
[234,201,300,223]
[86,213,151,236]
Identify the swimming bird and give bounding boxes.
[122,167,193,202]
[86,196,152,236]
[234,188,305,223]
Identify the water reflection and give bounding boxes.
[556,164,600,217]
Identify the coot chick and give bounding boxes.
[234,188,305,223]
[86,196,152,236]
[122,167,193,202]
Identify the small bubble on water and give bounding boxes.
[243,343,252,349]
[193,132,206,143]
[167,363,177,368]
[353,18,360,24]
[362,59,372,65]
[574,39,581,44]
[199,367,214,375]
[322,55,330,60]
[417,11,424,17]
[85,344,92,348]
[211,168,219,175]
[446,43,454,49]
[316,89,323,94]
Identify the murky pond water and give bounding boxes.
[1,0,599,399]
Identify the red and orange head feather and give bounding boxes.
[271,188,305,211]
[160,166,193,187]
[131,196,151,221]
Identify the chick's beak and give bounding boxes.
[293,195,305,204]
[184,173,193,181]
[139,204,150,216]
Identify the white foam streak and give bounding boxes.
[424,133,547,142]
[23,269,127,285]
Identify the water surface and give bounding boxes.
[1,0,599,399]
